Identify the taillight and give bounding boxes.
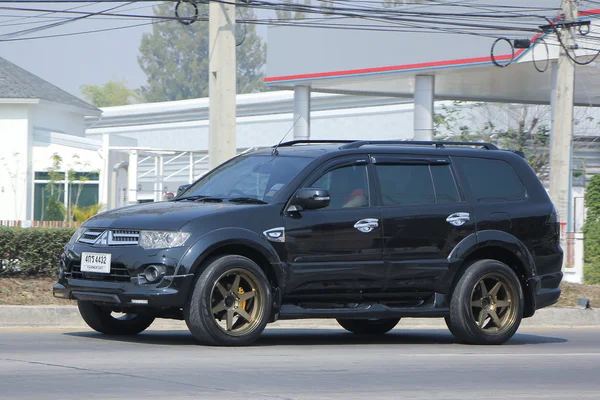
[547,206,559,225]
[546,205,560,239]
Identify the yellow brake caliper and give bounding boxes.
[238,286,246,310]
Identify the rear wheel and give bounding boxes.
[77,301,155,335]
[184,255,272,346]
[446,259,523,345]
[337,318,400,335]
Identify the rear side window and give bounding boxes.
[455,157,526,202]
[375,163,460,206]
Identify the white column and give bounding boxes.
[99,133,111,209]
[413,75,435,141]
[293,86,311,141]
[127,150,138,205]
[208,0,236,169]
[189,152,195,183]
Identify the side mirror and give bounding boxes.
[177,184,191,197]
[290,188,330,211]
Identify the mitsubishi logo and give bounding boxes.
[95,231,110,246]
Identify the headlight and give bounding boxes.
[69,227,85,244]
[139,231,191,249]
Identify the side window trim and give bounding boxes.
[370,154,462,207]
[294,155,374,210]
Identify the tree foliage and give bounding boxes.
[138,2,266,102]
[275,0,311,19]
[435,103,555,180]
[80,80,139,107]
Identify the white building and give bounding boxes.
[0,56,104,222]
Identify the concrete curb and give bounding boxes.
[1,305,599,330]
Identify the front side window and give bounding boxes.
[183,155,312,202]
[308,164,370,209]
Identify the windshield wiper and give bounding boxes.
[228,197,268,205]
[172,195,223,202]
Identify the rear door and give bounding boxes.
[372,154,475,294]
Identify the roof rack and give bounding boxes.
[273,140,356,148]
[339,140,499,151]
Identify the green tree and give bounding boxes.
[584,174,600,284]
[80,80,139,107]
[138,2,266,102]
[44,153,66,222]
[382,0,433,7]
[276,0,311,20]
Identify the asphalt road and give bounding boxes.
[0,326,599,400]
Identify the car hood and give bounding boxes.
[83,201,244,230]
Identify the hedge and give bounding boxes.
[0,227,75,277]
[584,174,600,285]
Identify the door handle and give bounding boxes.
[354,218,379,233]
[446,212,470,227]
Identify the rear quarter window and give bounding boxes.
[454,157,526,202]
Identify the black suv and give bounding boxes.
[54,140,563,346]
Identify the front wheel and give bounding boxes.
[77,301,155,335]
[184,255,272,346]
[337,318,400,335]
[446,259,524,345]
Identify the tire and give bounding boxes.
[446,259,524,345]
[77,301,155,335]
[184,255,272,346]
[337,318,400,335]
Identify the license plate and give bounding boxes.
[81,252,112,274]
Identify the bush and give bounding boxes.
[0,227,75,277]
[584,221,600,285]
[584,174,600,284]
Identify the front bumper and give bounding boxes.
[53,273,195,307]
[54,242,195,308]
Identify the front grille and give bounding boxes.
[69,263,132,282]
[110,230,140,245]
[77,229,140,246]
[78,229,105,244]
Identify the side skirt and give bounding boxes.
[278,293,450,320]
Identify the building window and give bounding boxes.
[33,171,99,221]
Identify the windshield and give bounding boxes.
[180,155,313,202]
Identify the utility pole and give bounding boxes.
[549,0,577,269]
[208,0,237,169]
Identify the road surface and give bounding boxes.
[0,326,599,399]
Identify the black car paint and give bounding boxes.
[54,144,563,321]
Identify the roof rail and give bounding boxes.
[273,140,356,148]
[339,140,499,151]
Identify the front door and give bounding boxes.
[283,156,384,300]
[371,155,475,295]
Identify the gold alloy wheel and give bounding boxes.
[210,268,263,336]
[469,273,518,335]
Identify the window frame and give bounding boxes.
[370,155,465,208]
[286,154,378,211]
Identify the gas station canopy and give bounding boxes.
[265,0,600,106]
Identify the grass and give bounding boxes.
[0,278,599,308]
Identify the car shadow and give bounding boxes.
[63,328,568,347]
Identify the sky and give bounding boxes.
[0,2,270,99]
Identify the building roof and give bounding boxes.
[0,56,99,112]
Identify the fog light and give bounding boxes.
[144,265,165,283]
